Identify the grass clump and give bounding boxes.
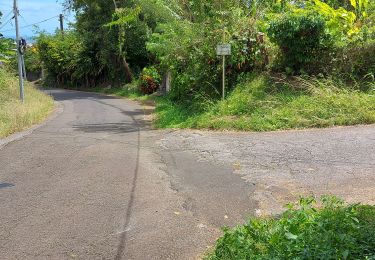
[0,69,54,138]
[155,74,375,131]
[206,197,375,260]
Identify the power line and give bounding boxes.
[0,16,14,30]
[19,13,28,26]
[1,15,60,33]
[2,10,14,21]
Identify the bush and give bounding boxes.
[268,13,331,74]
[147,5,266,104]
[333,41,375,89]
[206,196,375,260]
[139,66,161,94]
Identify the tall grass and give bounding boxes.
[0,69,54,138]
[155,74,375,131]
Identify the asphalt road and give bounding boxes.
[1,89,374,259]
[0,90,255,260]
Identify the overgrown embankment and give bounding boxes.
[155,74,375,131]
[0,69,54,138]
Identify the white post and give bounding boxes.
[222,55,225,100]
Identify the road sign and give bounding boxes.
[216,44,231,56]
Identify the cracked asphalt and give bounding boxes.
[1,89,374,259]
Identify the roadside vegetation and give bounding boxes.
[156,74,375,131]
[0,11,54,138]
[0,69,54,138]
[29,0,375,131]
[1,2,374,256]
[206,197,375,259]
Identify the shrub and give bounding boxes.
[333,41,375,89]
[206,196,375,260]
[147,5,266,103]
[268,13,331,74]
[139,66,161,94]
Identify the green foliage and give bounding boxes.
[139,66,161,94]
[309,0,358,43]
[0,38,16,63]
[147,3,267,105]
[268,12,330,74]
[36,32,90,87]
[155,74,375,131]
[23,45,42,75]
[333,41,375,88]
[206,196,375,260]
[36,0,374,132]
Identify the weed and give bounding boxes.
[155,74,375,131]
[206,196,375,260]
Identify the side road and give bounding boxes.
[160,125,375,215]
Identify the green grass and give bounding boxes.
[0,69,54,138]
[155,75,375,131]
[205,197,375,260]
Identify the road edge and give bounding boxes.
[0,101,64,150]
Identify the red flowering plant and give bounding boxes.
[139,66,161,94]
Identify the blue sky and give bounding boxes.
[0,0,75,38]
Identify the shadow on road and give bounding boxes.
[72,122,139,134]
[46,89,115,101]
[0,183,15,189]
[48,88,145,258]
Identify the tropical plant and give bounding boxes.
[206,197,375,259]
[268,12,331,74]
[139,66,161,94]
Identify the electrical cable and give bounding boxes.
[1,15,60,33]
[1,9,14,21]
[0,16,14,30]
[19,13,28,26]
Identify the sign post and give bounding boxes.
[216,44,231,100]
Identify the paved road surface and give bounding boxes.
[1,89,374,259]
[0,90,255,259]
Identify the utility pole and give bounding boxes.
[222,28,226,101]
[21,54,27,80]
[13,0,24,102]
[59,14,64,35]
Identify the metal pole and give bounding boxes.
[21,54,27,80]
[222,55,225,100]
[222,27,226,100]
[13,0,24,102]
[59,14,64,34]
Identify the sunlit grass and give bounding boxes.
[0,69,54,138]
[154,74,375,131]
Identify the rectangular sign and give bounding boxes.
[216,44,231,56]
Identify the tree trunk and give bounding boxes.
[122,57,133,83]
